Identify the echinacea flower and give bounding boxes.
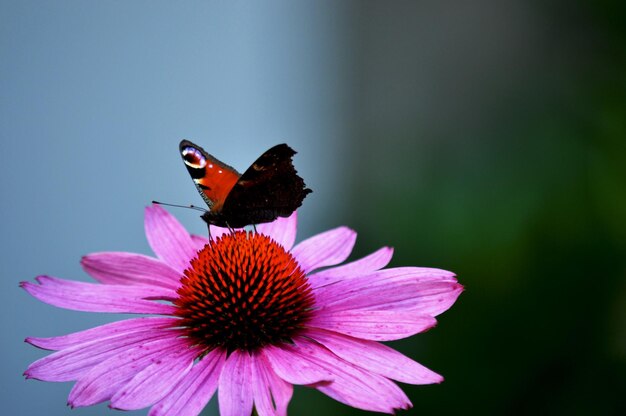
[23,205,463,415]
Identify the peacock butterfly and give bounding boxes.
[179,140,312,228]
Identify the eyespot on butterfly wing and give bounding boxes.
[179,140,312,228]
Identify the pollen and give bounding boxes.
[174,231,315,352]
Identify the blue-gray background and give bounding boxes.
[2,1,625,415]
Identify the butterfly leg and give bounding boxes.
[252,224,257,233]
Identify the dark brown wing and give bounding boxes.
[220,144,312,227]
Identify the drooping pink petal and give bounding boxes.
[305,328,443,385]
[110,347,198,410]
[25,327,181,382]
[149,349,226,416]
[251,353,293,416]
[26,317,177,351]
[68,337,187,408]
[293,338,411,414]
[145,205,198,273]
[20,276,176,314]
[307,247,394,289]
[291,226,356,273]
[309,310,437,341]
[263,343,335,385]
[313,267,462,316]
[256,211,298,250]
[218,350,254,416]
[81,252,181,290]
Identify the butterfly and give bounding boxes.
[179,140,312,229]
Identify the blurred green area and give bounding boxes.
[303,1,626,415]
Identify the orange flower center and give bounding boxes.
[174,231,314,352]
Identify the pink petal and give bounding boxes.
[307,247,393,288]
[313,268,462,316]
[309,310,437,341]
[305,328,443,385]
[68,337,187,407]
[293,338,411,414]
[291,226,356,273]
[209,225,232,240]
[145,204,198,273]
[251,353,293,416]
[110,347,198,410]
[325,281,463,317]
[21,276,176,314]
[369,282,464,317]
[314,279,417,310]
[190,234,210,251]
[149,349,226,416]
[316,266,457,291]
[81,252,181,290]
[25,327,181,382]
[263,343,335,385]
[256,211,298,250]
[218,350,254,416]
[198,228,246,244]
[26,317,177,351]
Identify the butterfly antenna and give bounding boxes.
[151,200,208,213]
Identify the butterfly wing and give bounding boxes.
[179,140,241,211]
[220,144,312,227]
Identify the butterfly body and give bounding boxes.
[180,140,311,228]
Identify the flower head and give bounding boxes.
[22,205,463,415]
[174,231,314,352]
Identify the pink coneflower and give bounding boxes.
[23,205,462,415]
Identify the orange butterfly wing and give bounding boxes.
[179,140,240,212]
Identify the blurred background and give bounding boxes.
[2,1,625,415]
